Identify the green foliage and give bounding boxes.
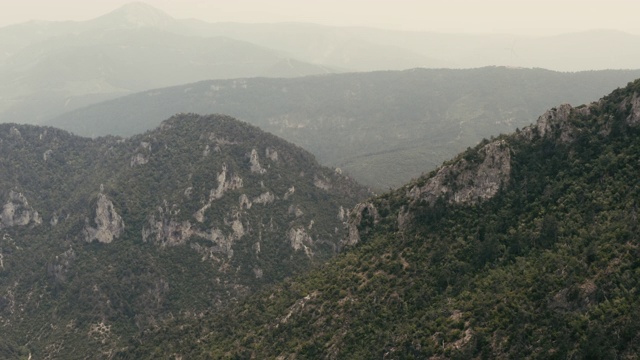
[122,79,640,358]
[0,114,369,358]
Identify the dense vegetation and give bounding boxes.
[0,114,368,359]
[122,80,640,359]
[49,67,640,189]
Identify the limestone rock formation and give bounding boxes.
[0,191,42,229]
[83,193,125,244]
[407,140,512,205]
[342,202,379,247]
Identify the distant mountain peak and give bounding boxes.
[92,1,174,29]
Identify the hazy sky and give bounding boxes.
[2,0,640,35]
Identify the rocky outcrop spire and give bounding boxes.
[83,192,125,244]
[0,191,42,229]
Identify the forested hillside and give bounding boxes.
[0,114,368,359]
[122,80,640,359]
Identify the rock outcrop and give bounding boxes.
[520,104,590,143]
[194,164,243,222]
[407,140,512,205]
[623,92,640,126]
[142,207,193,248]
[253,192,275,205]
[342,202,379,247]
[83,193,125,244]
[314,175,332,190]
[283,186,295,200]
[289,227,314,257]
[143,203,244,258]
[0,191,42,229]
[130,141,151,167]
[249,148,267,174]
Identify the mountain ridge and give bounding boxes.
[92,2,175,28]
[48,67,640,189]
[0,113,369,359]
[119,79,640,358]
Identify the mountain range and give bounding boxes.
[120,77,640,360]
[3,71,639,360]
[2,2,640,358]
[0,2,334,125]
[49,66,640,189]
[4,2,640,127]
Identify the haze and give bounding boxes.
[2,0,640,35]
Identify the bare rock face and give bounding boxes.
[144,202,244,259]
[520,104,590,143]
[342,202,379,247]
[535,104,573,139]
[249,148,267,174]
[408,140,512,206]
[253,192,275,205]
[344,138,510,248]
[288,227,314,257]
[130,141,151,167]
[43,149,53,162]
[283,186,295,200]
[203,144,211,157]
[194,164,243,222]
[83,194,125,244]
[130,153,149,167]
[142,205,193,247]
[337,206,346,221]
[313,175,332,190]
[624,92,640,126]
[239,194,252,209]
[0,191,42,229]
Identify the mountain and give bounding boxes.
[146,20,640,72]
[120,79,640,358]
[183,22,447,71]
[138,20,640,72]
[0,114,369,359]
[0,3,334,125]
[3,2,640,127]
[88,1,175,29]
[49,67,640,189]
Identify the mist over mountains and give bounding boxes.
[49,67,640,189]
[2,1,640,358]
[3,2,640,126]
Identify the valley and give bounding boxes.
[1,1,640,358]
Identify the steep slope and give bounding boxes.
[0,114,369,359]
[123,80,640,358]
[49,67,640,189]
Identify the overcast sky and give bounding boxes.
[1,0,639,35]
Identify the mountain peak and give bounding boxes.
[92,2,174,29]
